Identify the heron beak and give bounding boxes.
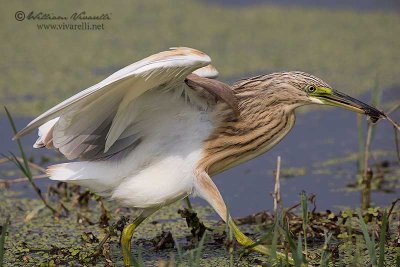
[314,89,386,122]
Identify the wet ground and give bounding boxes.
[1,87,398,217]
[1,190,398,266]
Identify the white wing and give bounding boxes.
[15,47,214,160]
[192,65,219,79]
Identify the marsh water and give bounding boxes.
[1,1,399,266]
[1,87,398,217]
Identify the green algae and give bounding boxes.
[1,189,399,266]
[0,191,261,266]
[318,150,395,168]
[0,1,399,116]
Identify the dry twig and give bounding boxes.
[273,156,282,213]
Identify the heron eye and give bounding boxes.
[306,85,316,93]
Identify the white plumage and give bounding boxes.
[48,89,213,208]
[16,47,219,209]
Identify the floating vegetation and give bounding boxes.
[1,186,399,266]
[1,1,400,116]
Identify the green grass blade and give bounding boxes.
[378,210,388,267]
[3,153,28,177]
[132,246,144,267]
[320,232,332,267]
[225,207,234,267]
[357,210,377,265]
[228,226,233,266]
[0,217,10,267]
[4,106,32,178]
[193,232,206,267]
[300,192,308,257]
[4,106,58,215]
[300,192,308,226]
[271,218,279,262]
[283,228,303,267]
[296,234,303,266]
[174,237,184,265]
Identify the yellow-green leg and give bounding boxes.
[184,196,193,210]
[121,208,158,267]
[228,217,295,265]
[194,171,302,266]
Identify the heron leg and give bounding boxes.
[121,207,158,267]
[184,196,193,210]
[194,171,294,265]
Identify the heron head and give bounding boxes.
[281,72,385,122]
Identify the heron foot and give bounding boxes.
[228,218,303,266]
[121,208,158,267]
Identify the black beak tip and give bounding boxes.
[365,108,386,123]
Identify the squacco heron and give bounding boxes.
[14,47,384,265]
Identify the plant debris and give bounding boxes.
[152,231,175,250]
[178,208,208,247]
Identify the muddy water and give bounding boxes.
[0,88,398,217]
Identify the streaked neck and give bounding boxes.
[198,102,296,175]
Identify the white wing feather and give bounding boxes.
[15,47,213,160]
[192,65,218,79]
